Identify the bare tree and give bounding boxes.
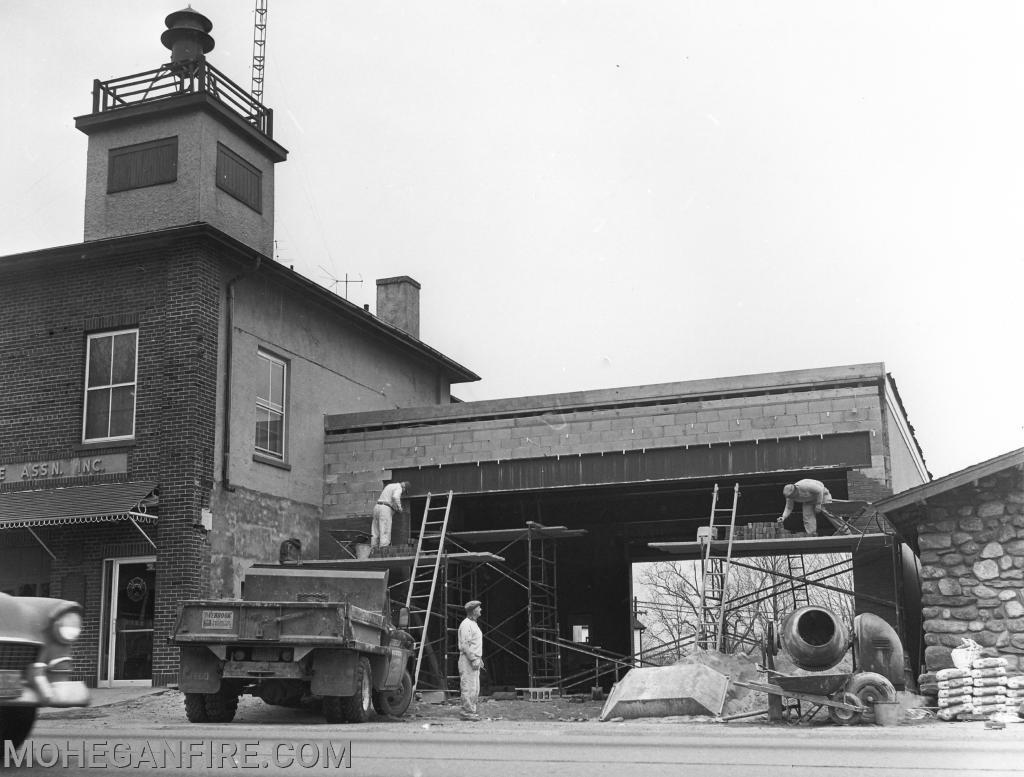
[635,554,854,664]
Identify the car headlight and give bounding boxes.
[53,610,82,644]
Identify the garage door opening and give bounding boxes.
[631,553,854,666]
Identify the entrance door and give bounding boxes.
[99,557,156,687]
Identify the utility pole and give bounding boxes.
[632,596,647,664]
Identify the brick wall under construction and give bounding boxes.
[322,366,919,525]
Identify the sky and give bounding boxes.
[4,1,1023,479]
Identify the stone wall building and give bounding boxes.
[875,447,1024,672]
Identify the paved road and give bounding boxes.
[11,723,1024,776]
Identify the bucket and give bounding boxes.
[874,701,900,727]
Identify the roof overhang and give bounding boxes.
[75,92,288,163]
[873,447,1024,518]
[0,225,479,385]
[327,362,888,434]
[0,481,159,529]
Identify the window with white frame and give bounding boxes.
[83,329,138,442]
[255,349,287,460]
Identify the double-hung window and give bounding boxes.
[83,329,138,442]
[255,349,287,460]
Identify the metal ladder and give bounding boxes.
[698,483,740,652]
[785,553,810,610]
[405,490,454,689]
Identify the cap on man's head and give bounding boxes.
[465,600,482,612]
[783,484,796,498]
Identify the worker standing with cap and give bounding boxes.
[458,600,484,721]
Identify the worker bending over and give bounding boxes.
[777,478,851,537]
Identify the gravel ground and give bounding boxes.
[37,686,1018,737]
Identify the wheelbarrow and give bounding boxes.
[726,671,867,725]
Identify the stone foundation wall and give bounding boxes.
[920,468,1024,671]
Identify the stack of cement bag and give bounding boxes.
[935,667,974,720]
[969,657,1008,719]
[1005,675,1024,717]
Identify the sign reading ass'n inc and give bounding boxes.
[0,454,128,483]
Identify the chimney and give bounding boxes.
[376,276,421,339]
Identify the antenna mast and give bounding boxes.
[250,0,268,103]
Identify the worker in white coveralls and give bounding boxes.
[776,478,851,537]
[371,481,409,549]
[458,600,484,721]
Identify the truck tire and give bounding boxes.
[373,669,413,717]
[203,689,239,723]
[184,693,208,723]
[322,695,345,723]
[324,657,373,723]
[1,707,36,750]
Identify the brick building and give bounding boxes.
[0,9,476,687]
[1,7,941,694]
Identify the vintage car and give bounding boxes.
[0,593,90,749]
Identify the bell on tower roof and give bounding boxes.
[160,6,215,65]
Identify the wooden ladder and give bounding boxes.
[785,553,810,610]
[405,490,454,689]
[698,483,740,652]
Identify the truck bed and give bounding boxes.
[173,599,389,652]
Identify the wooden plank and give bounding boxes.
[448,526,587,543]
[272,552,506,571]
[649,533,893,559]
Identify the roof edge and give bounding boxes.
[326,362,887,433]
[0,225,479,384]
[874,446,1024,515]
[74,92,288,162]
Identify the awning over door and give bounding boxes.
[0,481,159,529]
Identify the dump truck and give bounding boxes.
[172,566,414,724]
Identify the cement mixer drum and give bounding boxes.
[779,606,850,672]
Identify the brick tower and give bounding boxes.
[74,7,287,255]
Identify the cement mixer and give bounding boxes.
[731,606,902,725]
[780,606,904,684]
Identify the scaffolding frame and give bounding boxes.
[647,503,904,661]
[444,521,586,692]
